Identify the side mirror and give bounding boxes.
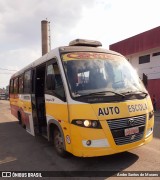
[142,73,148,88]
[46,74,55,90]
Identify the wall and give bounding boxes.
[126,47,160,110]
[110,26,160,56]
[127,47,160,80]
[147,79,160,111]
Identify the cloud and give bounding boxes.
[0,0,160,88]
[0,0,94,50]
[0,0,95,88]
[0,47,41,87]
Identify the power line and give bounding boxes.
[0,68,17,71]
[0,72,14,75]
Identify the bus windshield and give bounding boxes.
[62,52,146,98]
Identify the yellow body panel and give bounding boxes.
[66,97,154,157]
[10,94,154,157]
[45,103,68,122]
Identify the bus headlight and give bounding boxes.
[72,120,102,129]
[84,120,91,127]
[92,121,98,128]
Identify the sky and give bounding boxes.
[0,0,160,88]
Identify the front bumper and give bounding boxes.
[69,115,154,157]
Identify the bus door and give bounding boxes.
[31,65,47,136]
[45,58,69,135]
[31,68,38,135]
[23,69,35,136]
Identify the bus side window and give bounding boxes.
[19,75,24,94]
[46,61,66,101]
[24,70,31,94]
[10,79,14,94]
[14,78,18,94]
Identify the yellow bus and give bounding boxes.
[9,39,154,157]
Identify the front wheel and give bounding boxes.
[53,128,67,157]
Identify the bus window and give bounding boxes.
[46,61,65,100]
[19,75,24,94]
[10,79,14,94]
[24,70,31,93]
[13,78,18,94]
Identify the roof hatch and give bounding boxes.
[69,39,102,47]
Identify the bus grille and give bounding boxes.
[107,115,146,145]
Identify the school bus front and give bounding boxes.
[60,48,154,157]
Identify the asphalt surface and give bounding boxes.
[0,100,160,179]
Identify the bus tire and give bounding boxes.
[18,112,26,129]
[53,128,67,157]
[18,112,22,125]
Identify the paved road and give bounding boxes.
[0,100,160,179]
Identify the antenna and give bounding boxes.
[48,21,51,51]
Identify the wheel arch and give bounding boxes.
[47,119,66,150]
[17,110,22,124]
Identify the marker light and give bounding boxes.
[76,120,83,125]
[146,128,153,137]
[86,140,92,146]
[149,110,154,120]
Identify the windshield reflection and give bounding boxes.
[63,53,146,97]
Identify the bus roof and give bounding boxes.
[11,44,123,79]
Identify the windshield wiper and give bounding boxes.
[79,90,125,98]
[122,90,148,97]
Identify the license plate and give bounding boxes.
[125,127,139,136]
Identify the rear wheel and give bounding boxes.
[18,112,22,125]
[18,112,26,129]
[53,128,67,157]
